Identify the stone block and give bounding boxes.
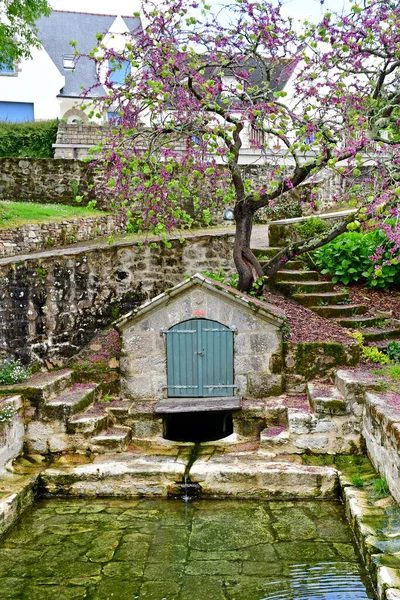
[235,354,270,376]
[120,376,153,400]
[132,354,166,375]
[234,333,248,355]
[152,375,167,397]
[247,373,283,398]
[294,435,330,452]
[249,331,280,354]
[288,410,315,434]
[231,309,261,331]
[122,333,154,355]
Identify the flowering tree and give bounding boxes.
[0,0,50,67]
[83,0,400,292]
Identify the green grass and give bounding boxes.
[0,201,107,228]
[388,365,400,380]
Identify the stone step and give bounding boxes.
[366,337,400,350]
[362,327,400,342]
[252,247,280,259]
[286,404,316,436]
[307,382,347,415]
[335,315,384,328]
[277,280,334,294]
[283,260,306,270]
[292,292,349,308]
[273,269,319,282]
[67,404,109,435]
[258,259,305,270]
[106,399,133,420]
[259,425,290,447]
[335,369,382,415]
[40,455,338,499]
[0,369,73,405]
[91,426,131,451]
[43,384,98,421]
[312,304,367,319]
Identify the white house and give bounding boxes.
[0,10,141,123]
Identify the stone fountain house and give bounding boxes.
[116,273,286,443]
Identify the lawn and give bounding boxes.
[0,201,107,228]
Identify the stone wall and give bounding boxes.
[0,232,235,365]
[54,123,109,160]
[0,395,24,471]
[0,214,127,258]
[0,158,101,207]
[363,391,400,504]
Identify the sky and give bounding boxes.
[50,0,350,22]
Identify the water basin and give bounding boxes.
[0,498,376,599]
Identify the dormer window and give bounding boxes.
[63,56,75,70]
[108,60,130,86]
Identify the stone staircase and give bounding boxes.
[253,246,400,351]
[259,376,362,456]
[0,370,131,454]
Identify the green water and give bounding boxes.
[0,498,376,599]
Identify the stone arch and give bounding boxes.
[62,108,89,124]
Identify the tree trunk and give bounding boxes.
[234,201,263,292]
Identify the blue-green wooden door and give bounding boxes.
[166,319,234,397]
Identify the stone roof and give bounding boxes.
[115,273,286,330]
[36,11,141,98]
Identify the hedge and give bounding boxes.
[0,120,59,158]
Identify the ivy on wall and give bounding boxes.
[0,120,58,158]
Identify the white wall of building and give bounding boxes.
[0,45,65,121]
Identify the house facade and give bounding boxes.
[0,10,141,124]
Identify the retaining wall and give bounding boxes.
[0,395,24,471]
[0,232,235,365]
[0,214,127,258]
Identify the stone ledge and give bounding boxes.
[340,475,400,600]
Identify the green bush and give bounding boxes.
[0,120,58,158]
[295,216,329,239]
[313,230,400,288]
[387,341,400,363]
[0,359,30,385]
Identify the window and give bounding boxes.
[107,111,120,123]
[249,125,265,148]
[63,56,75,70]
[0,102,34,122]
[108,60,130,86]
[0,62,16,76]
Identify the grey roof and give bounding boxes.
[36,11,141,98]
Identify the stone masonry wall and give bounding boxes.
[0,233,235,365]
[54,123,109,160]
[0,395,24,471]
[0,214,127,258]
[0,158,101,207]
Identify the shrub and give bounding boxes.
[313,229,400,288]
[348,332,391,364]
[0,120,58,158]
[387,341,400,363]
[0,359,31,385]
[295,216,329,239]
